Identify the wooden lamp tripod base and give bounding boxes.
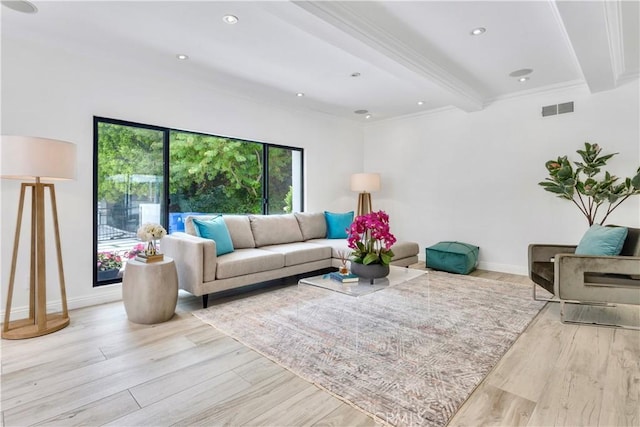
[2,180,70,339]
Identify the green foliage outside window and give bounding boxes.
[97,123,164,203]
[97,123,297,219]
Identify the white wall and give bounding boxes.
[364,81,640,274]
[2,36,639,318]
[1,37,363,315]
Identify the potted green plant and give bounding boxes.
[539,142,640,226]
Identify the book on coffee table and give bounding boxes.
[134,253,164,263]
[327,271,359,283]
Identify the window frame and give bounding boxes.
[93,116,304,286]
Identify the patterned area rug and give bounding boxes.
[193,270,545,426]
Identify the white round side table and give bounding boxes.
[122,257,178,324]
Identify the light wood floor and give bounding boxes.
[1,265,638,426]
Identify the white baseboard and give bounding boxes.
[477,261,528,276]
[418,254,527,276]
[0,285,123,319]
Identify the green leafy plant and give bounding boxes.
[539,142,640,226]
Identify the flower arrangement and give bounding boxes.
[125,243,146,259]
[347,210,396,266]
[137,223,167,256]
[97,243,146,272]
[97,251,123,271]
[137,223,167,242]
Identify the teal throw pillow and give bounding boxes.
[192,216,235,256]
[324,211,354,239]
[575,225,628,256]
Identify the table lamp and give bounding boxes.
[350,173,381,217]
[1,135,76,339]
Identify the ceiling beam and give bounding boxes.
[553,0,623,93]
[293,1,485,112]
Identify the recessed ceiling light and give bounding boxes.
[1,0,38,13]
[470,27,486,36]
[365,114,372,119]
[509,68,533,77]
[354,109,368,115]
[223,15,238,24]
[296,92,304,97]
[351,72,361,78]
[417,101,425,106]
[519,77,530,82]
[176,54,189,60]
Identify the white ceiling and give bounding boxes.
[2,0,639,121]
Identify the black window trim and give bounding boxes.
[93,116,304,286]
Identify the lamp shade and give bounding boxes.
[350,173,380,193]
[1,135,76,180]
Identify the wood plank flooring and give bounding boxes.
[1,265,638,426]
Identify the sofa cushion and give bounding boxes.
[307,239,351,258]
[390,241,420,260]
[307,238,419,262]
[249,214,304,247]
[185,215,217,236]
[575,225,628,256]
[184,214,256,249]
[223,215,256,249]
[294,212,327,240]
[192,216,234,256]
[325,211,354,239]
[261,242,331,267]
[216,249,284,279]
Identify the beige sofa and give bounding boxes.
[161,212,419,307]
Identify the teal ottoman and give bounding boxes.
[425,241,479,274]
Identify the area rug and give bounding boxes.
[193,271,545,426]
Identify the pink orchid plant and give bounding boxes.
[347,210,396,266]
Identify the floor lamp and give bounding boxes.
[350,173,381,217]
[1,136,76,339]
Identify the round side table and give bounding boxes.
[122,257,178,324]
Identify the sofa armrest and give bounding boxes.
[528,244,577,280]
[162,233,217,296]
[555,253,640,304]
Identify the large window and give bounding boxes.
[94,118,303,286]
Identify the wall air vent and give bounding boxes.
[542,102,574,117]
[558,102,574,114]
[542,105,557,117]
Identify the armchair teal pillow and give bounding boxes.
[192,216,235,256]
[575,225,628,256]
[324,211,354,239]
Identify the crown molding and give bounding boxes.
[487,80,588,104]
[364,79,593,128]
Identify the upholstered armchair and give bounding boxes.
[528,243,577,301]
[529,227,640,329]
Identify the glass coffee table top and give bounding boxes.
[299,266,426,296]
